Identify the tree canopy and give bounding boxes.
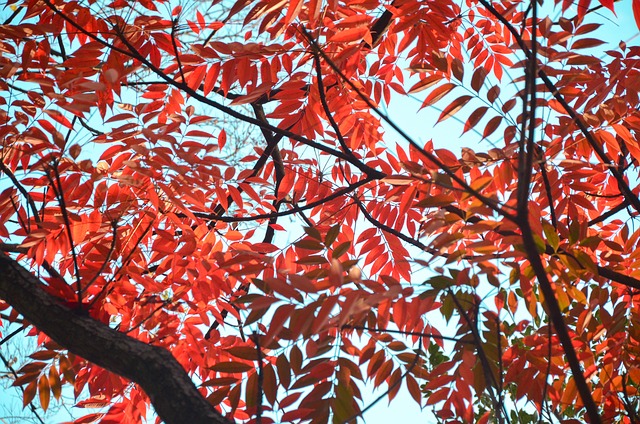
[1,0,640,422]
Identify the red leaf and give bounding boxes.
[420,83,457,109]
[634,0,640,29]
[599,0,615,13]
[408,75,442,94]
[284,0,303,24]
[437,95,472,123]
[482,116,503,138]
[463,106,488,134]
[218,129,227,150]
[329,27,370,44]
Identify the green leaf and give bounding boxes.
[332,382,355,424]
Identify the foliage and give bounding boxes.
[0,0,640,423]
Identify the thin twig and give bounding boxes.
[88,218,155,310]
[299,27,516,223]
[342,325,471,344]
[448,290,507,423]
[194,178,374,223]
[539,160,558,229]
[0,326,24,348]
[2,6,22,25]
[204,104,288,339]
[125,301,169,334]
[45,163,82,307]
[0,162,41,226]
[588,200,629,226]
[253,334,263,424]
[342,336,423,423]
[311,48,356,159]
[170,18,186,84]
[0,350,46,424]
[82,222,118,293]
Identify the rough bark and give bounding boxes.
[0,254,230,424]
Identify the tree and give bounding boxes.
[0,0,640,422]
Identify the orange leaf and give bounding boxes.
[186,65,207,91]
[23,380,37,407]
[49,366,61,400]
[284,0,303,24]
[38,375,50,411]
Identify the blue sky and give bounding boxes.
[1,0,640,423]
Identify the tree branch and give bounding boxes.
[477,0,640,217]
[0,253,230,424]
[299,27,516,223]
[40,0,385,180]
[193,177,374,223]
[518,220,601,423]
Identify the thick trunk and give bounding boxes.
[0,254,230,424]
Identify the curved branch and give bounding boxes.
[299,27,516,223]
[342,325,471,344]
[448,290,507,423]
[518,220,601,423]
[477,0,640,217]
[311,48,354,159]
[0,254,230,424]
[588,200,629,226]
[40,0,384,181]
[193,177,374,222]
